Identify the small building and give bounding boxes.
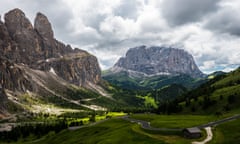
[182,127,202,139]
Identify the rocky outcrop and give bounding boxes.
[0,8,101,87]
[4,8,42,64]
[0,8,103,115]
[0,57,33,92]
[34,12,54,40]
[37,53,101,86]
[110,45,204,78]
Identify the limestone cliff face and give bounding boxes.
[0,8,101,89]
[4,8,42,64]
[0,8,102,115]
[0,56,32,115]
[37,53,101,86]
[111,45,204,78]
[34,12,54,40]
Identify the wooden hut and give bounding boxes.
[183,127,202,139]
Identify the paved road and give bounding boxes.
[122,115,182,131]
[122,113,240,132]
[192,127,213,144]
[198,114,240,128]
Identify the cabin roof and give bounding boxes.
[184,127,201,134]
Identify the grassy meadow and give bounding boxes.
[6,118,198,144]
[210,118,240,144]
[131,113,219,128]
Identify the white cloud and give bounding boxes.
[222,65,239,73]
[99,16,137,40]
[200,60,215,70]
[136,3,169,33]
[0,0,240,73]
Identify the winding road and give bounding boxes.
[197,114,240,128]
[122,115,181,131]
[122,114,240,144]
[122,114,240,130]
[192,127,212,144]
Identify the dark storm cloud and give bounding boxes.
[161,0,220,26]
[204,8,240,36]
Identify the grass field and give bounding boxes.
[3,113,239,144]
[130,113,219,128]
[3,117,205,144]
[6,119,176,144]
[66,112,126,125]
[210,118,240,144]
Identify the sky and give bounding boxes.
[0,0,240,74]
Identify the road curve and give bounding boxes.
[198,114,240,128]
[122,115,182,131]
[192,127,212,144]
[123,114,240,144]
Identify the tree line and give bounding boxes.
[0,120,68,142]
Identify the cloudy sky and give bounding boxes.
[1,0,240,73]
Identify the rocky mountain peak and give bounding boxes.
[112,46,204,78]
[34,12,54,40]
[4,8,33,37]
[0,8,102,89]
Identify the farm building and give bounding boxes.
[183,127,202,139]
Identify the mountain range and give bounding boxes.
[1,8,238,119]
[109,45,204,78]
[103,45,206,90]
[1,7,239,144]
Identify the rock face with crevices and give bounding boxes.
[110,45,204,78]
[0,8,101,87]
[0,9,102,114]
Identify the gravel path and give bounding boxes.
[192,127,212,144]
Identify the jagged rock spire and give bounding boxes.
[4,8,33,37]
[34,12,54,40]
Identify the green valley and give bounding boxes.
[0,6,240,144]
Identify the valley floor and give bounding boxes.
[1,113,240,144]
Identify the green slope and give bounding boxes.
[103,71,205,90]
[6,118,195,144]
[156,84,187,101]
[102,71,206,105]
[211,118,240,144]
[179,67,240,114]
[102,71,144,89]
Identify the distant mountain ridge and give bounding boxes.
[103,46,206,91]
[109,45,205,78]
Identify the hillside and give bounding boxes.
[0,9,136,118]
[103,71,205,90]
[178,67,240,114]
[102,46,208,103]
[156,84,187,101]
[103,46,206,103]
